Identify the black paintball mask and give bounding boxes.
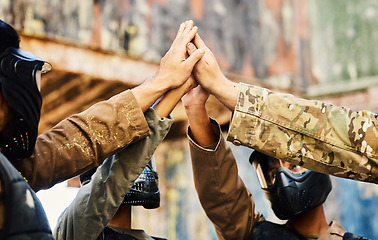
[122,157,160,209]
[80,157,160,209]
[249,151,332,220]
[0,47,51,160]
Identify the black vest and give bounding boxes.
[103,227,166,240]
[248,221,370,240]
[0,152,53,239]
[248,221,305,240]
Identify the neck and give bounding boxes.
[108,205,132,229]
[286,205,329,236]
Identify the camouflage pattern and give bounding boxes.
[227,83,378,184]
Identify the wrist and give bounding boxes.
[131,77,169,112]
[184,102,207,113]
[212,79,239,111]
[145,74,171,94]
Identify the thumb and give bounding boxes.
[187,42,198,56]
[184,47,204,67]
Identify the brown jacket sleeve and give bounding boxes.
[188,118,263,240]
[13,90,150,191]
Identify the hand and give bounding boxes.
[131,20,204,112]
[182,82,217,147]
[186,34,227,93]
[152,20,205,91]
[187,34,239,111]
[182,85,210,111]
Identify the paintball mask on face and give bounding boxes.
[122,157,160,209]
[80,157,160,209]
[249,151,332,220]
[0,47,51,160]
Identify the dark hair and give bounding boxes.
[0,20,20,54]
[249,150,271,166]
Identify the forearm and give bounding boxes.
[54,108,173,239]
[207,76,239,112]
[15,90,150,191]
[131,76,170,113]
[188,119,254,240]
[185,104,217,147]
[228,83,378,183]
[154,77,197,118]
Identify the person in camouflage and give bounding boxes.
[182,84,370,240]
[186,33,377,184]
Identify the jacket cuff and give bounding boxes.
[187,118,222,153]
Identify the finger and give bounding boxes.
[178,22,186,34]
[187,42,198,56]
[183,20,194,34]
[184,48,205,68]
[193,33,207,49]
[186,25,198,42]
[172,22,187,44]
[180,26,198,48]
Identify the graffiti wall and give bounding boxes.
[1,0,303,90]
[3,0,378,92]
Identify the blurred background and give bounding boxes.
[1,0,378,239]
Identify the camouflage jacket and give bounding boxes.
[227,83,378,184]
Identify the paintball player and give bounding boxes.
[182,84,370,240]
[54,65,198,240]
[0,19,203,239]
[185,32,377,184]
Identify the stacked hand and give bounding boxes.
[132,19,237,118]
[131,20,204,112]
[153,21,204,91]
[184,31,239,111]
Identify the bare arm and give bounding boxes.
[154,76,197,118]
[182,85,217,146]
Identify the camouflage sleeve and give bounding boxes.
[227,83,378,184]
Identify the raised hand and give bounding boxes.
[131,20,204,112]
[182,85,210,111]
[153,20,204,90]
[182,85,217,147]
[187,34,238,111]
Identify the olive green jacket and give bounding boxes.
[228,83,378,183]
[54,108,172,240]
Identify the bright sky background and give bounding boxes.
[36,181,79,231]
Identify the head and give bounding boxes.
[249,151,332,220]
[121,158,160,209]
[0,20,51,161]
[0,20,20,54]
[80,157,160,210]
